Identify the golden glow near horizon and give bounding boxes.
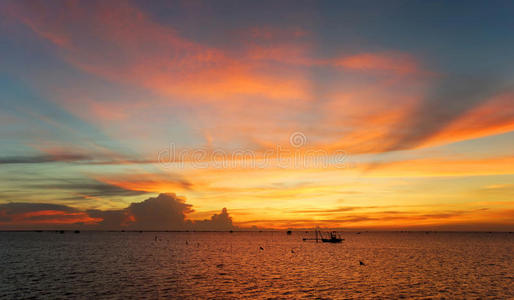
[0,1,513,230]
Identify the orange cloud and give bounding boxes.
[309,79,425,153]
[421,92,514,147]
[8,1,310,103]
[96,173,193,193]
[8,0,509,157]
[364,155,514,177]
[235,207,514,230]
[0,195,236,230]
[6,0,320,151]
[1,210,101,225]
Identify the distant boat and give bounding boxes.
[303,229,344,243]
[321,231,343,243]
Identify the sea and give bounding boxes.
[0,231,512,299]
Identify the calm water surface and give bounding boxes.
[0,231,512,299]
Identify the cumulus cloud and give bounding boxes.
[0,193,236,231]
[86,209,130,229]
[192,207,234,231]
[125,193,194,230]
[86,194,194,230]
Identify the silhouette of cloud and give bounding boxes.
[1,195,512,231]
[27,180,148,198]
[192,208,234,231]
[0,193,236,230]
[125,193,194,230]
[0,154,91,164]
[0,202,75,215]
[0,203,100,226]
[0,153,157,165]
[85,209,130,229]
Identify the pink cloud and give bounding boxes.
[333,52,426,76]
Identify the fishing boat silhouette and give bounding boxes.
[303,228,344,243]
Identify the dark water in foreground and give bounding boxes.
[0,231,512,299]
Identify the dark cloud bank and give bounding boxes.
[0,193,236,231]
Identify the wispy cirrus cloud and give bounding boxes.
[26,180,148,198]
[6,0,310,103]
[0,153,156,165]
[4,0,513,155]
[421,91,514,148]
[382,76,513,152]
[236,207,514,230]
[363,155,514,177]
[332,52,427,76]
[0,154,91,164]
[4,0,444,154]
[96,172,194,193]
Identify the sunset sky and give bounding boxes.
[1,0,513,230]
